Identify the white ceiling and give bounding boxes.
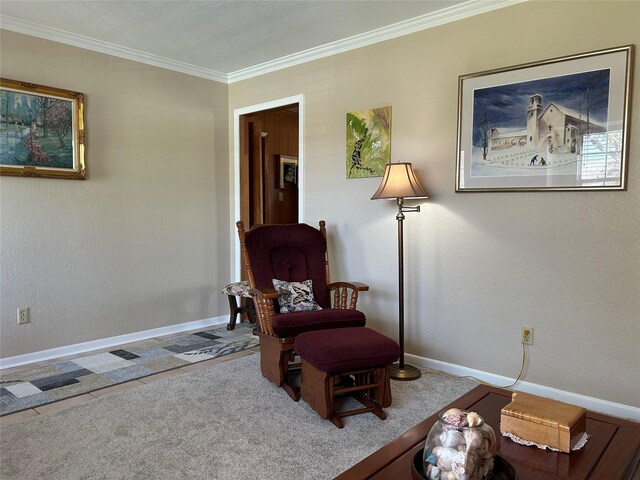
[0,0,522,83]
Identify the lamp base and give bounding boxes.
[390,362,421,381]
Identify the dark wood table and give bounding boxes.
[336,385,640,480]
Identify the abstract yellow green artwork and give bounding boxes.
[346,106,391,179]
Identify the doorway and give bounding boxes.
[232,94,304,280]
[239,104,299,227]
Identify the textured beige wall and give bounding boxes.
[0,31,230,357]
[229,1,640,406]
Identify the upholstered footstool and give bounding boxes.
[294,327,400,428]
[221,281,256,330]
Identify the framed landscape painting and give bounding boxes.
[456,45,633,192]
[0,78,86,179]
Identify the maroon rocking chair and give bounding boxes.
[236,220,369,400]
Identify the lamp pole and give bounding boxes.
[370,162,427,381]
[391,198,422,380]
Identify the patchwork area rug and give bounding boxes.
[0,323,258,416]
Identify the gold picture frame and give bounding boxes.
[455,45,633,192]
[1,78,86,180]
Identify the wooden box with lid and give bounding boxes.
[500,391,587,453]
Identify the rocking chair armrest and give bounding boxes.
[248,287,278,300]
[247,287,278,335]
[328,281,369,310]
[328,281,369,292]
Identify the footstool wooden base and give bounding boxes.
[294,327,400,428]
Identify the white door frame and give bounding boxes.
[231,94,305,280]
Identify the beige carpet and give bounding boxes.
[0,354,478,479]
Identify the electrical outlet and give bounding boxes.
[17,307,30,325]
[521,327,533,345]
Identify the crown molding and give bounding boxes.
[0,15,229,84]
[227,0,527,83]
[1,0,525,85]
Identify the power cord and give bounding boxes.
[422,341,528,390]
[495,341,527,389]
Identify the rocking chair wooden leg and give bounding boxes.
[258,337,288,386]
[256,332,300,401]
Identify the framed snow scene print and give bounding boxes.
[455,45,633,192]
[1,78,86,180]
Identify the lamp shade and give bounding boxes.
[371,162,428,200]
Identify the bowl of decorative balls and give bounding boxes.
[411,408,517,480]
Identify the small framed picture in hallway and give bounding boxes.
[455,45,633,192]
[279,155,298,188]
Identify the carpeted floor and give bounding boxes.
[0,354,479,480]
[0,324,258,416]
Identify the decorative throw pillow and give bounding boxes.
[272,278,323,313]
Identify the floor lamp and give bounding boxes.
[371,162,428,381]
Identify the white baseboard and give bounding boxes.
[0,315,228,370]
[3,324,637,422]
[406,353,640,422]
